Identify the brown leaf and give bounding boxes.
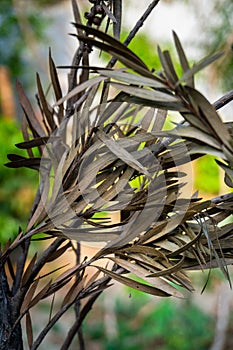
[97,130,151,177]
[158,48,178,85]
[16,136,52,149]
[26,311,33,348]
[54,76,106,106]
[111,82,179,103]
[16,80,45,137]
[173,31,194,87]
[36,73,55,131]
[72,23,148,69]
[71,0,83,35]
[49,50,64,122]
[27,280,52,309]
[185,86,232,149]
[111,257,184,298]
[5,155,44,170]
[98,69,166,88]
[21,279,40,312]
[61,276,86,308]
[21,253,37,286]
[97,266,171,297]
[179,52,223,84]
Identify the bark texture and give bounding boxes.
[0,264,23,350]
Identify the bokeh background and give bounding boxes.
[0,1,233,349]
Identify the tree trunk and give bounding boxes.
[0,264,23,350]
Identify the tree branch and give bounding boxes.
[108,0,161,68]
[213,89,233,110]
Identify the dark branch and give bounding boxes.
[213,89,233,110]
[108,0,161,68]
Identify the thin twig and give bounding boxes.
[108,0,161,68]
[60,265,121,349]
[213,89,233,110]
[31,303,74,350]
[30,238,66,281]
[211,192,233,204]
[74,242,85,350]
[60,290,106,350]
[12,238,66,317]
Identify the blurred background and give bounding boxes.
[0,0,233,349]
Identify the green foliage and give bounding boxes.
[83,292,214,350]
[194,155,220,194]
[0,118,36,243]
[181,0,233,91]
[124,31,161,71]
[0,0,47,88]
[33,0,66,6]
[205,0,233,91]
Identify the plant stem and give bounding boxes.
[213,89,233,110]
[0,262,23,350]
[108,0,161,68]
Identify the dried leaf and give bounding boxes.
[97,266,171,297]
[27,280,52,309]
[72,23,148,69]
[158,48,178,85]
[102,3,117,23]
[36,73,55,131]
[216,160,233,188]
[98,69,166,88]
[16,136,52,149]
[54,76,107,106]
[49,50,64,122]
[75,35,154,78]
[179,52,223,84]
[5,155,44,170]
[185,86,232,149]
[97,130,151,177]
[173,31,194,87]
[21,253,37,286]
[60,228,120,243]
[71,0,83,35]
[111,257,184,298]
[111,82,179,102]
[26,311,33,348]
[157,126,221,150]
[46,242,72,262]
[123,94,186,111]
[16,80,45,137]
[61,276,86,307]
[21,279,40,312]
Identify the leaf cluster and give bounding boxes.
[1,0,233,348]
